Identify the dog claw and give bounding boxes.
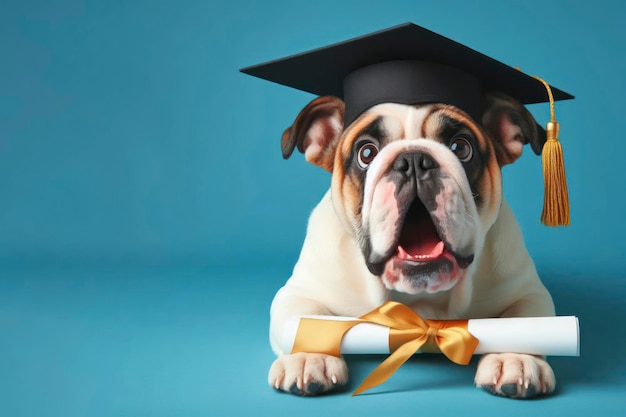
[501,383,518,396]
[308,382,321,394]
[525,385,537,397]
[481,384,496,395]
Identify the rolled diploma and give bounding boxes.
[280,315,580,357]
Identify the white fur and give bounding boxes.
[269,193,555,396]
[268,103,556,398]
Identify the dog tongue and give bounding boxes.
[397,215,445,260]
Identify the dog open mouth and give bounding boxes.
[373,189,474,293]
[396,198,447,262]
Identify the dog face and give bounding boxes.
[282,94,544,295]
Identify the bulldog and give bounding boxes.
[267,93,556,399]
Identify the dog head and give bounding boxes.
[282,93,545,295]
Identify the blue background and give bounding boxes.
[1,0,625,416]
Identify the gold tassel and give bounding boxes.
[532,76,570,226]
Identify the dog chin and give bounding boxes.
[380,253,463,294]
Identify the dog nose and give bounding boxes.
[393,152,439,178]
[418,153,438,171]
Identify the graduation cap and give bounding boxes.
[240,23,572,226]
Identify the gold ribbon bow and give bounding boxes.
[291,301,479,395]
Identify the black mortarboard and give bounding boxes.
[241,22,573,226]
[240,22,573,126]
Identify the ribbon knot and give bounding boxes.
[291,301,479,395]
[426,326,439,338]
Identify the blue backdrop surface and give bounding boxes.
[1,1,625,416]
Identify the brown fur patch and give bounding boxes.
[331,112,387,230]
[281,96,344,172]
[427,106,502,223]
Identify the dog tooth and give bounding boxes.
[331,375,338,384]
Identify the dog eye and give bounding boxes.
[450,136,473,162]
[357,142,379,169]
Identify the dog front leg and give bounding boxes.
[474,292,557,398]
[268,287,349,396]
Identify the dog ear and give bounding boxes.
[281,96,345,172]
[481,92,546,166]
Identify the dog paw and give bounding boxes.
[268,352,349,396]
[474,353,555,399]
